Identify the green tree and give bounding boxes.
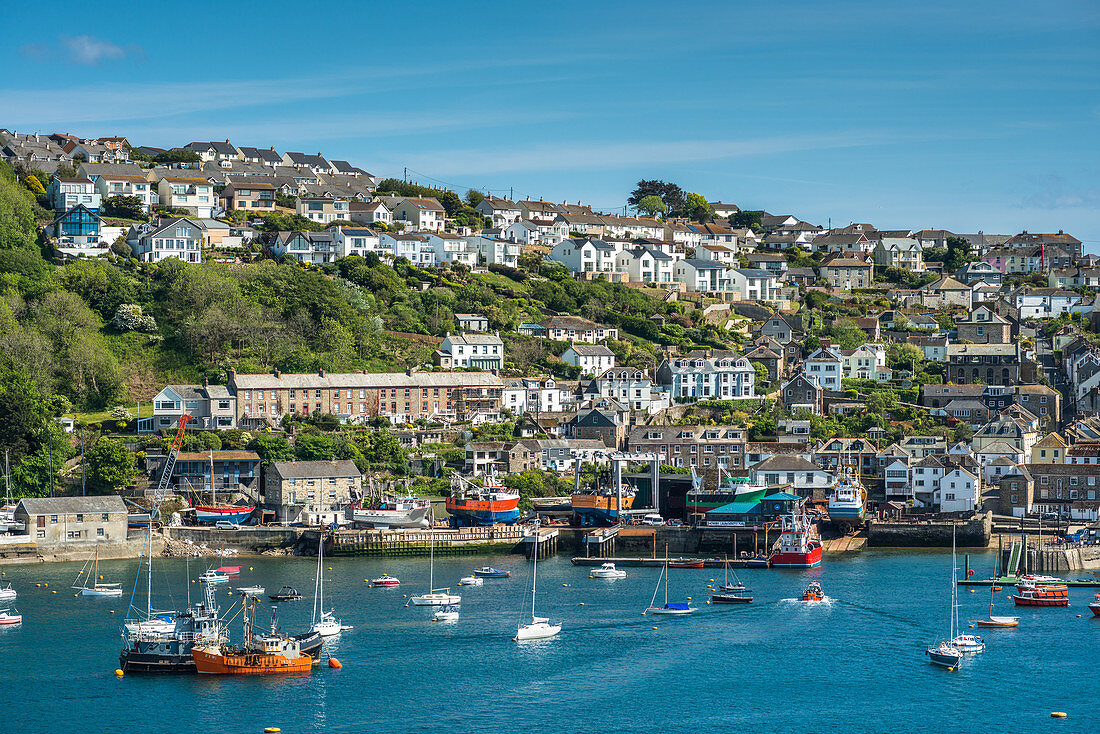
[887,342,924,371]
[730,210,763,231]
[101,195,148,221]
[751,360,771,387]
[84,436,137,494]
[248,433,294,466]
[464,190,486,208]
[635,195,668,218]
[680,192,713,222]
[0,162,39,250]
[944,236,975,272]
[438,190,463,217]
[627,180,685,213]
[294,432,338,461]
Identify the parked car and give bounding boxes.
[214,521,240,530]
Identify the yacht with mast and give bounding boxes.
[73,544,124,597]
[188,449,255,524]
[310,533,348,636]
[408,521,460,607]
[645,544,696,615]
[926,525,969,669]
[515,519,561,640]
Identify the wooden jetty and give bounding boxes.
[524,527,559,560]
[329,526,525,557]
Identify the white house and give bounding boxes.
[803,347,844,392]
[841,343,889,380]
[91,171,153,213]
[939,467,979,512]
[426,231,477,266]
[592,368,669,414]
[435,332,504,371]
[562,344,616,376]
[615,246,675,284]
[349,199,392,225]
[129,217,204,263]
[296,196,348,224]
[157,176,216,218]
[673,259,732,292]
[47,177,100,211]
[655,351,756,401]
[380,232,435,266]
[329,226,381,258]
[269,231,339,265]
[468,235,522,267]
[502,377,565,414]
[475,197,522,228]
[548,238,622,275]
[391,197,445,231]
[729,268,779,302]
[694,243,739,265]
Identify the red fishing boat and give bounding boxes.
[446,472,520,526]
[769,514,823,568]
[1012,580,1068,607]
[1089,593,1100,617]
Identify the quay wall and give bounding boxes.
[0,535,163,564]
[867,513,991,548]
[165,526,303,553]
[1020,545,1100,574]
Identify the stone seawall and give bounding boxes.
[164,526,303,554]
[867,513,992,548]
[0,536,163,564]
[1021,545,1100,573]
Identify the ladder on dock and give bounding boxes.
[1006,540,1023,577]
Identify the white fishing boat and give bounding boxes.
[645,544,696,615]
[236,585,265,596]
[310,535,346,637]
[123,614,176,636]
[458,575,483,586]
[409,523,461,607]
[351,494,431,529]
[0,583,16,602]
[0,608,22,625]
[73,544,124,597]
[516,519,561,641]
[198,569,230,584]
[589,562,627,579]
[432,605,460,622]
[926,524,968,668]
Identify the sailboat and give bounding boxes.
[73,544,124,597]
[409,519,460,607]
[516,519,561,640]
[711,556,753,604]
[926,525,969,669]
[311,534,348,636]
[645,544,696,615]
[970,551,1020,628]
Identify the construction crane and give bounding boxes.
[151,415,191,521]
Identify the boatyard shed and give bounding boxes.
[13,496,128,548]
[704,492,802,526]
[264,460,362,526]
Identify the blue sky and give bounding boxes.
[3,1,1098,247]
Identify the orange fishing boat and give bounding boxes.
[801,581,824,602]
[192,598,313,675]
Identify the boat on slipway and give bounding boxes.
[827,462,866,524]
[446,471,520,527]
[571,482,636,527]
[351,489,431,529]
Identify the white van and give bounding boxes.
[641,513,664,527]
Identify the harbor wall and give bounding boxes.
[164,526,303,553]
[0,535,163,564]
[1020,545,1100,574]
[866,513,991,548]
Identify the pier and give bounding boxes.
[328,526,526,557]
[581,525,619,558]
[523,527,560,560]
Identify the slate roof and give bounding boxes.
[270,460,360,479]
[16,496,126,515]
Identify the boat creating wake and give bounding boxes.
[779,597,835,605]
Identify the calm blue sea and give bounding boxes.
[0,549,1096,734]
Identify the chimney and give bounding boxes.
[273,368,280,378]
[225,139,230,144]
[318,368,325,377]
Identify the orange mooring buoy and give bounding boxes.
[328,658,342,669]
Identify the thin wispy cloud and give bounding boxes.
[18,35,143,66]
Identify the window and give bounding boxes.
[97,528,104,537]
[36,530,44,539]
[50,515,57,523]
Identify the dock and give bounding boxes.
[570,556,769,569]
[329,526,526,557]
[524,527,560,559]
[581,525,619,558]
[822,532,867,553]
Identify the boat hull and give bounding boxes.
[352,505,429,529]
[710,594,753,604]
[409,594,461,606]
[1012,595,1068,607]
[194,506,255,524]
[1090,603,1100,617]
[119,649,196,674]
[516,622,561,640]
[192,647,312,675]
[446,497,520,526]
[926,648,961,668]
[81,587,123,597]
[571,493,635,526]
[770,545,824,568]
[668,560,705,569]
[648,607,696,615]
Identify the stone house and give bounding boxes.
[14,496,128,549]
[264,460,361,525]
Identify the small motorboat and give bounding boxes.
[199,570,230,584]
[0,583,15,602]
[710,592,753,604]
[668,559,705,569]
[236,585,265,596]
[124,614,176,635]
[719,583,750,592]
[458,576,483,586]
[432,605,460,622]
[589,563,627,579]
[409,589,461,606]
[0,608,21,625]
[473,567,509,578]
[801,582,824,602]
[1089,592,1100,617]
[926,642,962,669]
[950,633,985,653]
[269,586,303,602]
[370,574,401,588]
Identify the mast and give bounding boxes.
[428,523,434,591]
[312,532,323,625]
[950,523,958,639]
[664,543,669,606]
[146,523,152,619]
[209,448,215,505]
[530,518,539,622]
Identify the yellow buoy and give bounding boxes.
[249,567,254,571]
[44,583,47,587]
[265,728,282,733]
[99,575,103,580]
[51,590,56,594]
[114,669,124,677]
[652,626,657,630]
[709,579,714,582]
[968,589,975,593]
[110,610,115,614]
[686,597,692,600]
[579,602,584,605]
[1077,614,1082,618]
[1051,712,1067,719]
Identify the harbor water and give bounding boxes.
[1,549,1097,733]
